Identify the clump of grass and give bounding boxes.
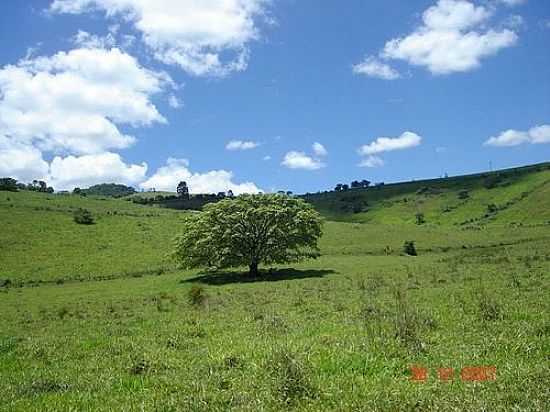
[477,289,502,321]
[187,285,208,307]
[23,379,70,396]
[268,348,316,405]
[130,356,153,375]
[57,306,70,319]
[223,354,243,369]
[393,288,429,352]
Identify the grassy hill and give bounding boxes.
[304,162,550,225]
[0,162,549,411]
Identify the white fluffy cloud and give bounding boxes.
[48,152,148,190]
[281,151,325,170]
[0,47,169,155]
[356,0,518,76]
[140,158,261,194]
[358,131,422,167]
[226,140,259,151]
[352,56,400,80]
[312,142,328,157]
[0,135,49,182]
[485,125,550,147]
[50,0,271,77]
[359,131,422,155]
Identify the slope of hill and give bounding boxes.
[304,162,550,225]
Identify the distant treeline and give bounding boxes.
[0,178,54,193]
[74,183,137,198]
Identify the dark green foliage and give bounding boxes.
[0,178,18,192]
[415,212,426,225]
[403,241,417,256]
[81,183,136,198]
[73,208,94,225]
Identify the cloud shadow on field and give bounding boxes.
[182,268,336,286]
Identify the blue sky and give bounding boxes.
[0,0,549,193]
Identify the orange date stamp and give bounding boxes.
[410,365,496,382]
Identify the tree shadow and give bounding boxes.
[182,268,336,286]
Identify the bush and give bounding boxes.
[415,212,426,225]
[458,190,470,200]
[73,208,94,225]
[404,241,417,256]
[187,285,207,307]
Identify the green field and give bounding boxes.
[1,164,549,411]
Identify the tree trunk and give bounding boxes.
[249,261,259,277]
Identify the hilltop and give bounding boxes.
[304,162,550,225]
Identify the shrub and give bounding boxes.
[73,208,94,225]
[415,212,426,225]
[403,241,417,256]
[187,285,207,307]
[458,189,470,199]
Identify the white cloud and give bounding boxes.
[0,135,49,182]
[352,56,400,80]
[73,30,116,49]
[226,139,260,151]
[358,131,422,155]
[50,0,271,77]
[140,158,261,194]
[168,94,183,109]
[281,151,325,170]
[498,0,526,6]
[358,155,385,168]
[263,155,271,161]
[357,0,518,76]
[0,47,170,155]
[48,152,147,190]
[312,142,328,157]
[485,125,550,147]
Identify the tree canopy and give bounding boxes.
[173,194,323,276]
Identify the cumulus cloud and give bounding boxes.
[358,131,422,167]
[48,152,148,190]
[352,56,400,80]
[312,142,328,157]
[281,151,325,170]
[356,0,518,76]
[226,140,259,151]
[50,0,271,77]
[358,131,422,155]
[140,158,261,194]
[0,47,170,155]
[485,125,550,147]
[0,135,49,182]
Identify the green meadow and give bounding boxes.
[1,163,549,411]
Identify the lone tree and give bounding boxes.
[173,194,323,276]
[177,181,190,199]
